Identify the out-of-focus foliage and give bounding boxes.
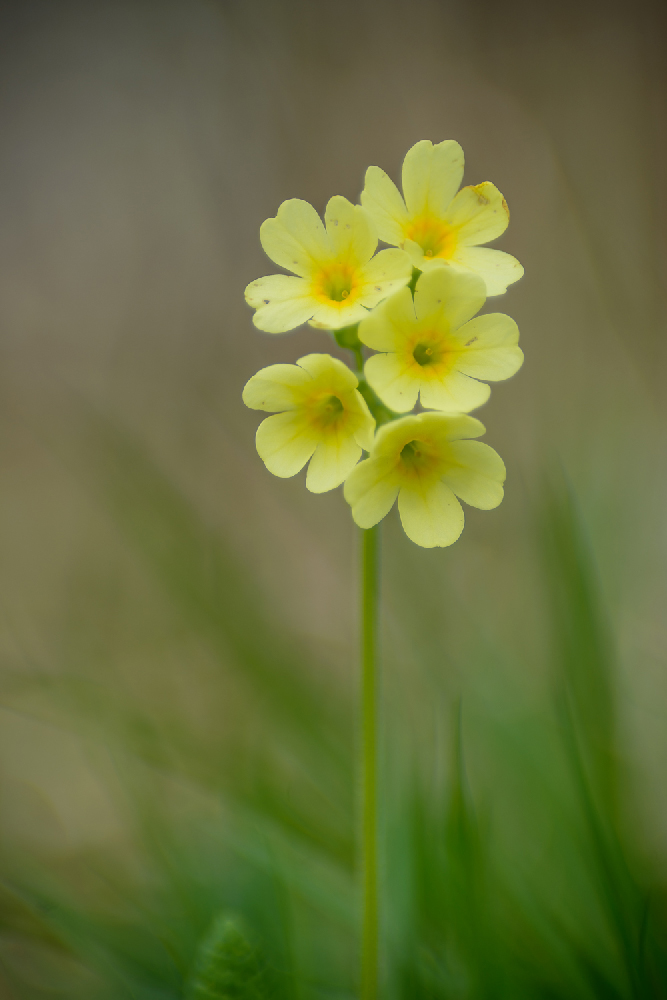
[186,916,271,1000]
[0,0,666,997]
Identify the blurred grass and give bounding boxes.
[0,0,666,996]
[1,415,666,998]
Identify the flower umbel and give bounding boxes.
[243,353,375,492]
[245,196,412,333]
[344,412,505,547]
[361,139,523,295]
[358,268,523,413]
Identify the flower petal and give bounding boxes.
[296,352,359,390]
[246,275,316,333]
[255,411,318,478]
[442,440,506,509]
[451,313,523,380]
[344,457,400,529]
[413,268,486,330]
[401,237,428,270]
[260,199,331,276]
[444,183,509,246]
[402,140,464,217]
[306,435,362,493]
[352,397,376,452]
[449,247,523,296]
[438,413,486,441]
[358,286,416,352]
[360,166,409,246]
[308,301,369,331]
[324,196,377,265]
[421,412,486,443]
[357,249,413,309]
[419,371,490,413]
[364,353,420,413]
[371,414,423,458]
[398,480,464,548]
[370,412,485,458]
[242,363,311,412]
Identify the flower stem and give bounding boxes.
[360,524,380,1000]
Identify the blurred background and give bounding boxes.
[0,0,666,996]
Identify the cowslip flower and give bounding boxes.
[358,268,523,413]
[242,353,375,492]
[360,139,523,295]
[343,412,505,548]
[245,196,412,333]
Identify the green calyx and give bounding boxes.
[333,324,363,351]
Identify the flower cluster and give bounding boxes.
[243,140,523,548]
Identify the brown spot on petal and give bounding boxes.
[473,184,490,205]
[466,336,478,346]
[502,197,509,217]
[375,285,382,291]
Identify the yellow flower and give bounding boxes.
[242,353,375,492]
[360,139,523,296]
[343,412,505,548]
[358,268,523,413]
[245,196,412,333]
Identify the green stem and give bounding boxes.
[360,524,380,1000]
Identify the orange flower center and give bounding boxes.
[406,330,454,380]
[314,262,358,303]
[404,216,456,259]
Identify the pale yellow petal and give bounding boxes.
[324,196,376,265]
[412,268,486,330]
[306,435,362,494]
[401,237,428,270]
[398,480,464,548]
[451,313,523,381]
[419,371,490,413]
[308,300,369,331]
[370,412,484,460]
[444,183,509,246]
[296,353,358,391]
[402,140,464,217]
[371,414,423,459]
[356,249,413,308]
[419,412,486,443]
[360,166,409,246]
[449,247,523,296]
[246,275,316,333]
[364,353,420,413]
[259,199,331,276]
[344,457,400,529]
[255,411,318,478]
[245,274,306,310]
[442,440,505,509]
[358,286,415,352]
[242,363,311,412]
[350,392,376,451]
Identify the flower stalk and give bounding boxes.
[360,523,380,1000]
